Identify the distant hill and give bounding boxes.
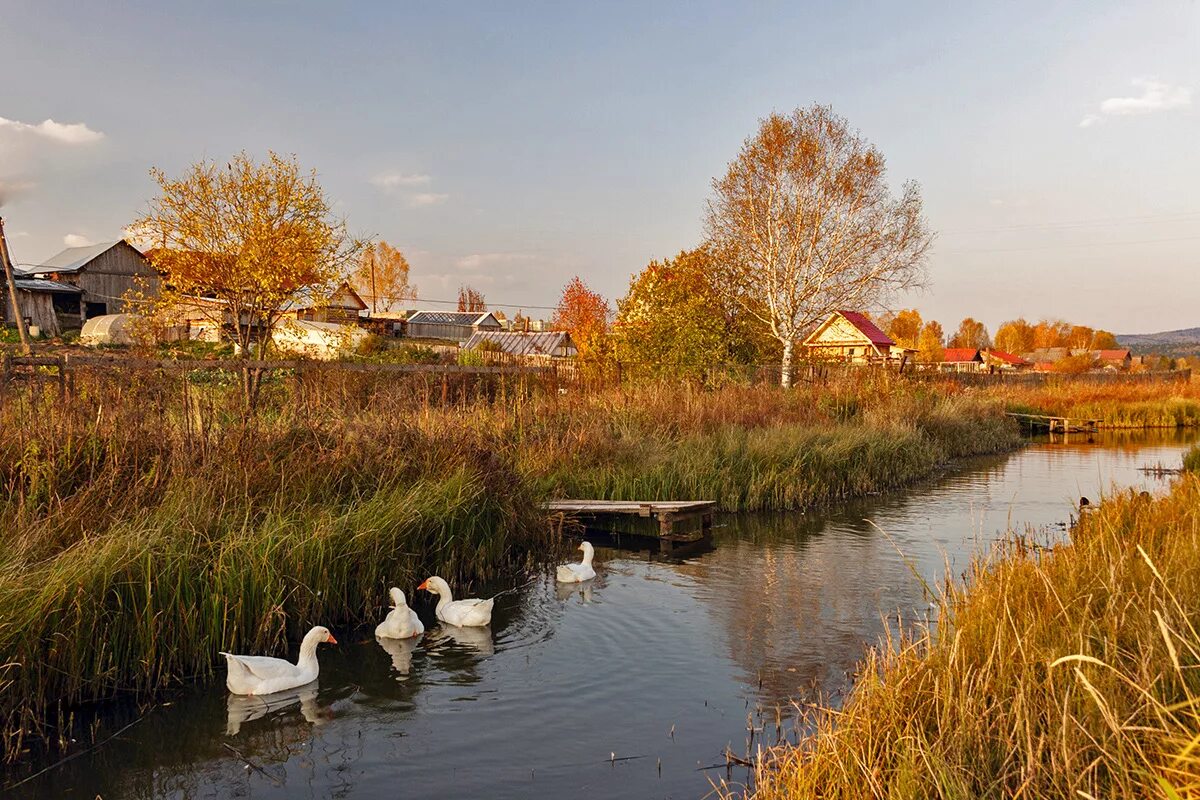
[1117,327,1200,356]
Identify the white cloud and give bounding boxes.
[63,233,92,247]
[1100,79,1191,115]
[455,252,526,269]
[370,172,431,190]
[0,116,104,144]
[406,192,448,208]
[1081,79,1192,127]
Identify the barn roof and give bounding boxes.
[463,330,573,357]
[942,348,982,363]
[407,310,498,326]
[1097,349,1131,360]
[25,240,134,275]
[12,277,83,294]
[835,310,895,347]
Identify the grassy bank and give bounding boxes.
[0,369,1021,762]
[995,380,1200,428]
[751,466,1200,798]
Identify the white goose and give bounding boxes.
[418,576,494,627]
[375,587,425,639]
[220,625,337,696]
[556,541,597,583]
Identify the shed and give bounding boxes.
[405,310,502,341]
[1095,349,1132,369]
[281,282,368,325]
[23,240,159,326]
[463,330,576,358]
[802,310,911,363]
[3,276,83,337]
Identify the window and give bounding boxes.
[85,301,107,318]
[847,348,856,356]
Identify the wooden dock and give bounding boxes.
[1004,412,1102,434]
[543,500,716,550]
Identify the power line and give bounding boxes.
[943,210,1200,236]
[941,233,1200,255]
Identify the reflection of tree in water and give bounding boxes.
[671,497,936,708]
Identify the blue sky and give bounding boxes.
[0,1,1196,333]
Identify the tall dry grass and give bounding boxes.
[750,472,1200,799]
[993,380,1200,429]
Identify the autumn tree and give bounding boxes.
[1091,330,1119,349]
[917,320,945,363]
[132,152,361,402]
[994,319,1034,355]
[949,317,990,350]
[457,285,486,312]
[885,309,923,350]
[352,240,416,313]
[552,276,609,355]
[1066,324,1095,350]
[705,105,932,387]
[1032,319,1071,349]
[614,248,765,377]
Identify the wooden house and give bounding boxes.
[21,240,159,326]
[802,310,911,363]
[405,310,503,341]
[940,348,985,372]
[982,348,1031,371]
[282,282,367,325]
[1095,349,1132,369]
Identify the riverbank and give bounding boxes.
[995,380,1200,428]
[0,373,1021,762]
[750,453,1200,798]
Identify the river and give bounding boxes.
[8,430,1196,799]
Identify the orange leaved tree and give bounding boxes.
[552,276,609,355]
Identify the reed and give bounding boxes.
[749,472,1200,799]
[993,380,1200,428]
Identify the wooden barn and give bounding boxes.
[282,282,368,325]
[3,276,84,337]
[22,240,159,326]
[405,310,502,341]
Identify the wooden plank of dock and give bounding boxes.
[1004,412,1102,433]
[543,500,716,542]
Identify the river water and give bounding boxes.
[9,430,1196,799]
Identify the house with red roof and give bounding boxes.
[982,348,1031,371]
[802,310,913,363]
[1095,349,1132,370]
[939,348,985,372]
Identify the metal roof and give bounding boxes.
[24,241,127,274]
[837,310,895,347]
[942,348,982,363]
[984,349,1029,365]
[463,330,574,357]
[13,277,83,294]
[407,310,497,326]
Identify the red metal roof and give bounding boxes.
[837,310,895,347]
[1097,349,1131,360]
[985,349,1029,366]
[941,348,982,363]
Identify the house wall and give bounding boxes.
[806,317,877,362]
[72,243,160,322]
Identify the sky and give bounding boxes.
[0,0,1197,334]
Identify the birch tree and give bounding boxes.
[705,105,932,386]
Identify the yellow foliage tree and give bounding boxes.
[917,320,945,363]
[352,241,416,314]
[886,309,923,350]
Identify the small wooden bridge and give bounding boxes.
[543,500,716,552]
[1005,412,1102,434]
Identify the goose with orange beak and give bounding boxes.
[418,576,494,627]
[556,541,597,583]
[220,625,337,695]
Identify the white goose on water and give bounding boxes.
[556,541,597,583]
[418,576,494,627]
[220,625,337,696]
[375,587,425,639]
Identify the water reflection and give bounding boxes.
[225,681,325,735]
[375,633,422,677]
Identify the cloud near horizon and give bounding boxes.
[1080,79,1192,127]
[370,172,431,190]
[0,116,105,144]
[406,192,448,208]
[63,233,93,247]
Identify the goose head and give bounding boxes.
[417,576,452,598]
[389,587,407,608]
[302,625,338,649]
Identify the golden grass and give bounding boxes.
[750,474,1200,799]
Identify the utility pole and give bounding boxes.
[0,217,32,355]
[368,248,377,315]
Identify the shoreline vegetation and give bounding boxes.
[0,366,1195,765]
[749,451,1200,799]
